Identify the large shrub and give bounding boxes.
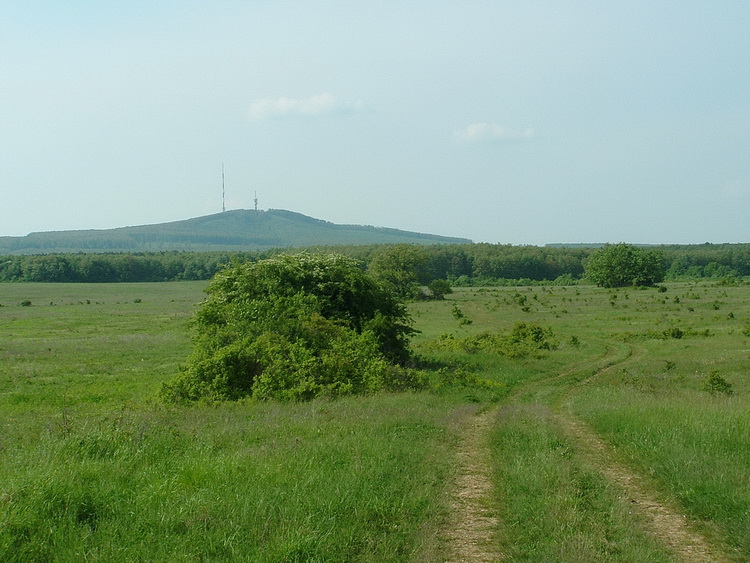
[161,253,424,402]
[584,243,665,288]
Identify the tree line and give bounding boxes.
[1,242,749,284]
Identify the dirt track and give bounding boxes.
[442,344,730,562]
[443,405,503,562]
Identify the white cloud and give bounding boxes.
[455,122,534,143]
[247,93,364,120]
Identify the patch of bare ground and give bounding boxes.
[442,404,503,563]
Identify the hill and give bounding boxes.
[0,209,471,254]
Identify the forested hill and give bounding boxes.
[0,209,471,254]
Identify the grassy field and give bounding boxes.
[1,280,748,560]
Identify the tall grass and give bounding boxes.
[490,404,672,562]
[418,281,750,559]
[565,284,750,558]
[1,395,456,561]
[573,386,750,556]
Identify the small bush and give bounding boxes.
[621,326,713,341]
[703,371,733,396]
[426,279,452,300]
[433,364,505,395]
[20,300,32,307]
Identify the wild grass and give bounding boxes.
[521,281,750,558]
[0,282,204,416]
[573,389,750,554]
[0,395,456,561]
[2,280,750,559]
[417,281,750,558]
[490,404,671,562]
[570,323,750,557]
[0,282,461,560]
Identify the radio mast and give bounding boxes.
[222,164,226,212]
[254,191,258,212]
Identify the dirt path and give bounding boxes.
[440,342,730,562]
[440,346,628,562]
[443,405,503,562]
[554,349,731,563]
[556,413,730,563]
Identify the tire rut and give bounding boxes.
[556,345,731,563]
[440,344,628,562]
[556,414,730,563]
[443,405,503,563]
[441,340,730,562]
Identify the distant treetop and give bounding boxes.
[584,243,665,287]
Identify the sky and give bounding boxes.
[1,1,749,245]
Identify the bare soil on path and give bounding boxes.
[442,404,503,563]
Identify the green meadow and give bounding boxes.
[1,280,748,561]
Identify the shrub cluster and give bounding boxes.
[426,322,558,359]
[703,370,734,396]
[161,253,425,402]
[620,327,713,341]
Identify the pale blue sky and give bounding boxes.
[2,1,748,244]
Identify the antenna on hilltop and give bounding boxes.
[221,164,226,212]
[254,191,258,212]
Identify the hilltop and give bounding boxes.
[0,209,471,254]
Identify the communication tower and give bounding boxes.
[254,191,258,212]
[222,164,226,212]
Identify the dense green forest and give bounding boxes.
[2,242,749,283]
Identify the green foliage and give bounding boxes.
[426,278,453,300]
[703,371,733,396]
[367,244,432,298]
[433,365,506,395]
[427,322,558,359]
[161,253,423,402]
[491,405,672,561]
[6,278,750,558]
[620,326,713,341]
[0,397,453,562]
[585,243,665,287]
[6,240,750,285]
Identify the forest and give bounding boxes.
[1,242,749,284]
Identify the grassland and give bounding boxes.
[1,280,749,560]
